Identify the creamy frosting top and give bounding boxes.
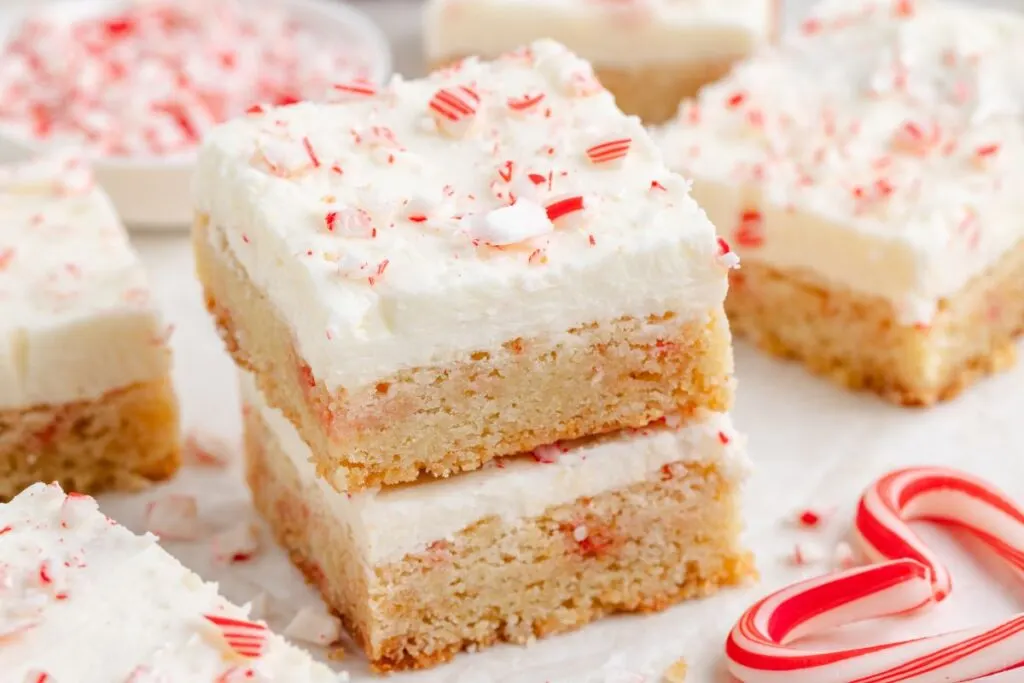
[656,0,1024,323]
[196,40,730,390]
[424,0,776,67]
[0,483,339,682]
[241,371,750,565]
[0,157,170,409]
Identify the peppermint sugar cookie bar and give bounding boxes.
[241,372,753,672]
[194,40,736,491]
[0,483,339,682]
[656,0,1024,405]
[0,158,178,500]
[424,0,778,124]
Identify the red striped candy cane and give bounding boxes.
[727,467,1024,683]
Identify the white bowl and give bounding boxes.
[0,0,392,230]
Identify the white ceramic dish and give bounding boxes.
[0,0,392,230]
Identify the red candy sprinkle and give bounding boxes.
[301,137,320,168]
[203,614,269,659]
[330,79,378,99]
[507,92,546,112]
[726,92,747,109]
[586,137,632,165]
[545,195,585,222]
[975,143,1000,159]
[734,210,765,248]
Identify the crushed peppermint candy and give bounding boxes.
[793,506,832,529]
[833,541,856,569]
[428,85,481,137]
[328,79,379,102]
[471,199,554,246]
[203,614,269,659]
[145,494,202,541]
[507,92,546,113]
[790,542,824,566]
[716,237,741,269]
[545,195,586,223]
[182,432,234,468]
[283,606,343,646]
[532,444,563,463]
[586,137,632,165]
[211,522,261,564]
[0,0,374,157]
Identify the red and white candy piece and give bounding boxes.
[145,494,201,541]
[283,606,342,646]
[203,614,269,659]
[428,85,480,137]
[211,522,261,563]
[328,79,378,102]
[470,199,553,246]
[727,466,1024,683]
[545,195,586,224]
[585,137,631,166]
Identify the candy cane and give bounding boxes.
[727,467,1024,683]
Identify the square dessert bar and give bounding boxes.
[656,0,1024,405]
[240,372,752,672]
[0,157,178,500]
[194,40,737,491]
[423,0,779,123]
[0,483,339,682]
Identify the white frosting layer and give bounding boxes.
[196,40,730,391]
[655,0,1024,324]
[0,483,339,682]
[0,157,171,410]
[241,371,749,565]
[423,0,776,67]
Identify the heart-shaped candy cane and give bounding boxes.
[726,466,1024,683]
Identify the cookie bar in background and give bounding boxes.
[656,0,1024,404]
[423,0,778,123]
[0,158,179,499]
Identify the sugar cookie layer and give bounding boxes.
[240,371,749,564]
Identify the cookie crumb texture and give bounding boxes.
[0,378,179,500]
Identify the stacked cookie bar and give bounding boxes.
[194,40,752,670]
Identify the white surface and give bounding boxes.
[93,1,1024,682]
[0,0,392,230]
